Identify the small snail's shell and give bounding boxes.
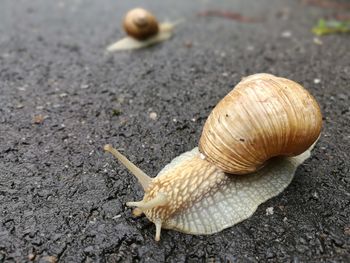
[123,8,159,40]
[199,73,322,174]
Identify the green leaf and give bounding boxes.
[312,19,350,36]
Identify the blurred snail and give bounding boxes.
[104,73,322,241]
[107,8,176,52]
[123,8,159,40]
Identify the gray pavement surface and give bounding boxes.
[0,0,349,262]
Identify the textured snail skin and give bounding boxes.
[104,73,322,240]
[145,146,312,235]
[199,73,322,174]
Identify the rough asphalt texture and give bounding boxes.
[1,0,349,262]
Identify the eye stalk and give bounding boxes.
[104,144,169,241]
[103,144,151,190]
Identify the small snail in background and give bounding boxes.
[104,73,322,241]
[123,8,159,40]
[107,8,176,52]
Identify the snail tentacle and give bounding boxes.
[126,192,168,210]
[155,219,162,241]
[103,144,151,190]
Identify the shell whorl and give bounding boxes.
[199,73,322,174]
[123,8,159,40]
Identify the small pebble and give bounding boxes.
[149,112,157,120]
[313,37,323,45]
[314,78,321,84]
[28,253,36,261]
[281,30,292,38]
[266,251,275,259]
[112,214,122,219]
[184,41,192,48]
[41,256,58,263]
[18,86,26,91]
[344,226,350,236]
[266,207,274,215]
[33,114,46,124]
[312,191,319,200]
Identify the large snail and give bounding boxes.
[107,8,176,52]
[104,73,322,241]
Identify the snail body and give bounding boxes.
[107,8,176,52]
[104,73,322,241]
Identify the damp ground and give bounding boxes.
[0,0,349,262]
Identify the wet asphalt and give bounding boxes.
[0,0,349,262]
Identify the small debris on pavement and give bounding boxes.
[197,10,259,23]
[28,253,36,261]
[112,109,122,116]
[266,207,274,215]
[33,114,46,124]
[281,30,292,38]
[41,256,58,263]
[246,45,254,51]
[276,8,291,20]
[15,103,24,109]
[149,112,158,120]
[314,78,321,84]
[344,226,350,236]
[184,41,193,48]
[313,37,323,45]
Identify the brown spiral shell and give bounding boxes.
[199,73,322,174]
[123,8,159,40]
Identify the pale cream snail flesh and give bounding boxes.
[107,8,176,52]
[104,73,322,241]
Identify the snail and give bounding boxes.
[107,8,176,52]
[104,73,322,241]
[123,8,159,40]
